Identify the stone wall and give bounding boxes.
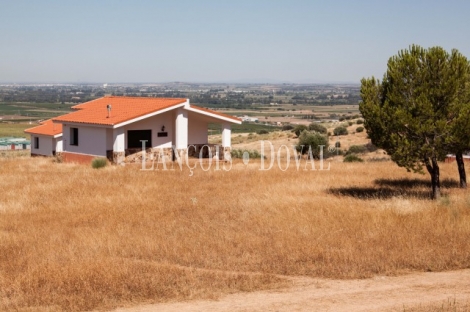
[116,145,229,164]
[124,148,173,164]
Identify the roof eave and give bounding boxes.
[53,120,114,128]
[113,101,188,129]
[24,131,59,137]
[185,106,242,124]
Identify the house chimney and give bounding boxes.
[107,104,112,118]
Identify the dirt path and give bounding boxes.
[113,269,470,312]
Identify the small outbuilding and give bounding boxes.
[24,119,63,156]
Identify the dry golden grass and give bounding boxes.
[210,130,294,146]
[400,298,470,311]
[0,156,470,311]
[225,129,387,161]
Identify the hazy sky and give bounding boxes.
[1,0,469,84]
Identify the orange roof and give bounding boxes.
[189,105,242,123]
[24,119,63,136]
[54,96,187,126]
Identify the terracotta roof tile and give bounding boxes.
[24,119,62,136]
[54,96,187,126]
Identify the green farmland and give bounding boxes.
[0,102,74,120]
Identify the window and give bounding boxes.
[127,130,152,149]
[34,137,39,149]
[70,128,79,146]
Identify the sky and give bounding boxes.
[1,0,469,84]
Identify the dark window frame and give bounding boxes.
[34,136,39,149]
[70,127,79,146]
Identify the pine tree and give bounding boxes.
[360,45,470,199]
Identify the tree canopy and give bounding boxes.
[360,45,470,199]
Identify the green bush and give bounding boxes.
[231,149,265,159]
[344,154,364,162]
[91,157,108,169]
[348,121,353,126]
[281,125,294,131]
[356,126,364,133]
[368,157,390,162]
[346,145,368,155]
[256,129,269,135]
[333,126,348,136]
[356,119,364,124]
[308,123,327,134]
[296,130,330,158]
[339,117,345,121]
[292,125,308,137]
[365,142,378,152]
[335,141,341,148]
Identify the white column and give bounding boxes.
[56,138,63,152]
[113,127,125,152]
[222,123,231,147]
[175,108,188,149]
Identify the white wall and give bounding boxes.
[54,137,63,153]
[62,124,107,157]
[113,127,125,152]
[222,123,231,147]
[106,128,113,151]
[31,135,54,156]
[123,111,174,148]
[188,117,208,144]
[175,108,188,149]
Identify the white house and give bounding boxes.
[24,119,63,156]
[25,96,241,164]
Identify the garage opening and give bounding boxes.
[127,130,152,149]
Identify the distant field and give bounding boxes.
[0,102,361,138]
[0,102,74,119]
[209,122,281,134]
[219,104,361,124]
[0,122,31,138]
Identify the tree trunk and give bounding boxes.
[455,151,467,188]
[425,157,441,200]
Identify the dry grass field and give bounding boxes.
[403,299,470,312]
[0,155,470,311]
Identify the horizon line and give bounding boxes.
[0,80,360,86]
